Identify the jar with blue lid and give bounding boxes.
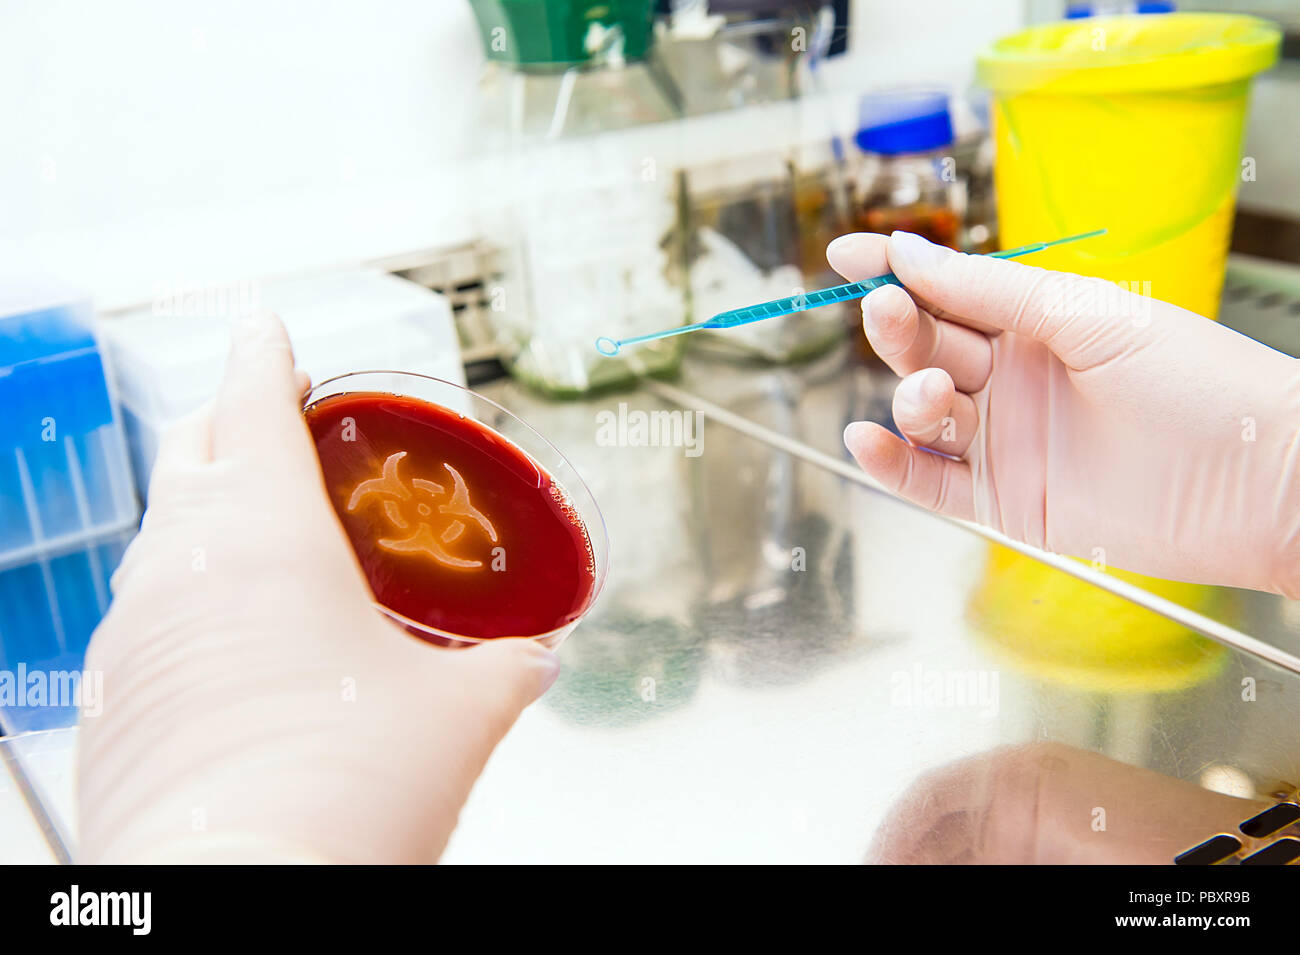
[849,90,965,250]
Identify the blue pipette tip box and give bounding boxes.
[0,286,139,571]
[0,528,133,734]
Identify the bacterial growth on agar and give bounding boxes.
[305,392,596,642]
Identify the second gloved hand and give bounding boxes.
[829,231,1300,597]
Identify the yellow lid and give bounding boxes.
[978,13,1280,94]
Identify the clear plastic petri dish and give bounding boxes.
[302,371,608,650]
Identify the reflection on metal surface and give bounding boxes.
[969,546,1229,695]
[659,354,1300,676]
[1200,765,1256,799]
[436,360,1300,863]
[869,742,1267,865]
[544,613,704,728]
[689,361,862,686]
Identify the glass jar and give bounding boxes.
[654,1,830,117]
[681,103,851,363]
[960,90,999,254]
[468,0,690,396]
[850,91,965,249]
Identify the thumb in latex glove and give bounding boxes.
[828,231,1300,597]
[78,310,559,863]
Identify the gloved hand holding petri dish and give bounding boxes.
[79,313,580,863]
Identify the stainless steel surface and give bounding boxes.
[16,256,1300,864]
[443,331,1300,863]
[0,729,76,864]
[643,374,1300,675]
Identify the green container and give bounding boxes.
[469,0,656,67]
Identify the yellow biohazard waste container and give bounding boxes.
[978,13,1280,320]
[968,15,1276,694]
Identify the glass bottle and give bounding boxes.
[467,0,689,397]
[683,113,850,363]
[850,91,965,249]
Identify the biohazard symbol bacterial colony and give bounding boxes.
[304,391,596,643]
[347,451,498,569]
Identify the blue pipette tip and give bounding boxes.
[595,336,621,357]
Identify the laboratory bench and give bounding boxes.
[6,254,1300,864]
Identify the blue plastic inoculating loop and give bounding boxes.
[594,230,1106,357]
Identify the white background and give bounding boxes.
[1,1,1293,307]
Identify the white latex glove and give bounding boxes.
[78,311,559,863]
[828,231,1300,597]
